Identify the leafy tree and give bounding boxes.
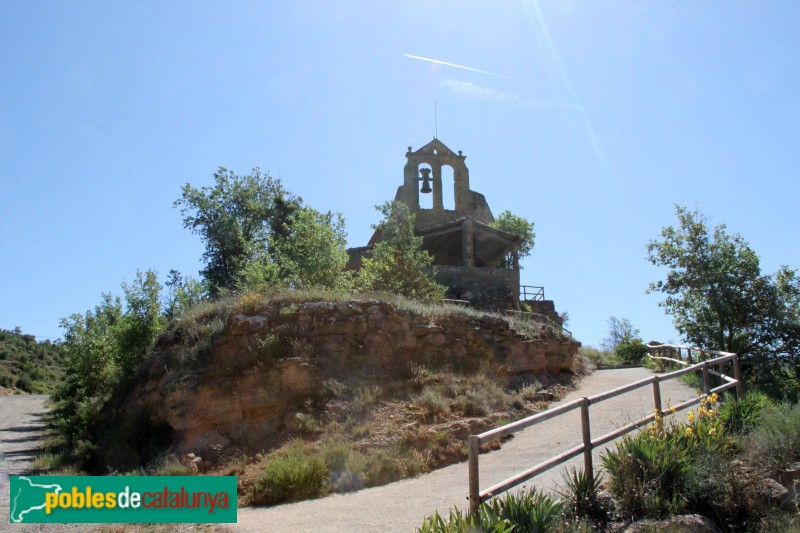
[174,167,300,294]
[489,210,536,268]
[603,316,647,364]
[238,206,351,292]
[53,293,122,448]
[273,207,350,290]
[647,205,800,398]
[115,270,166,376]
[358,201,445,303]
[164,269,206,320]
[602,316,640,352]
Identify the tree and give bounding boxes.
[115,269,166,376]
[174,167,300,294]
[603,316,647,364]
[358,201,445,303]
[602,316,640,352]
[237,206,351,292]
[164,269,206,321]
[273,207,350,290]
[489,210,536,268]
[647,205,800,398]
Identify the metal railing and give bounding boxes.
[467,343,743,514]
[519,285,545,301]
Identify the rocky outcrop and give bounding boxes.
[120,298,579,461]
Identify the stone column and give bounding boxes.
[462,218,475,267]
[512,248,520,302]
[432,164,443,211]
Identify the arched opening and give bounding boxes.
[418,164,433,209]
[442,165,455,210]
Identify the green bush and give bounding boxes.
[414,387,450,420]
[746,401,800,469]
[251,442,329,505]
[719,391,771,435]
[601,430,691,518]
[615,338,648,365]
[418,489,563,533]
[557,466,604,520]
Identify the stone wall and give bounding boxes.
[435,265,519,311]
[124,299,579,460]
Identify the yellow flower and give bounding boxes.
[709,428,716,435]
[670,406,677,413]
[710,393,719,403]
[687,411,695,422]
[685,428,693,436]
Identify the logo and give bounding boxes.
[9,476,237,523]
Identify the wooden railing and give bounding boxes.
[519,285,545,302]
[467,343,743,514]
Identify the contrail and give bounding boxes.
[402,53,525,82]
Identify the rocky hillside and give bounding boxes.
[100,294,580,472]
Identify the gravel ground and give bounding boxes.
[233,367,698,532]
[0,368,697,532]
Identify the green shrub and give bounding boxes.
[250,442,329,505]
[601,430,691,518]
[615,338,648,365]
[746,401,800,468]
[320,439,365,493]
[417,488,563,533]
[719,390,771,435]
[414,387,450,420]
[351,385,382,418]
[153,458,192,476]
[363,446,425,487]
[557,466,604,520]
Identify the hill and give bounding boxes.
[92,292,581,504]
[0,328,64,393]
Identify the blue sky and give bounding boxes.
[2,1,798,348]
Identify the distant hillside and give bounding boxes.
[0,328,64,393]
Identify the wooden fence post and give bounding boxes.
[652,375,662,415]
[733,355,744,398]
[580,398,593,478]
[468,435,480,516]
[702,362,711,396]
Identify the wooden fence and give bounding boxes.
[467,343,744,514]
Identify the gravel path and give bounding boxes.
[234,367,698,533]
[0,369,697,532]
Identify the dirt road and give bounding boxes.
[234,367,697,532]
[0,394,49,527]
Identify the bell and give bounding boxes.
[419,168,433,194]
[420,177,432,194]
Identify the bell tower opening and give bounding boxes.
[418,164,433,209]
[442,164,455,211]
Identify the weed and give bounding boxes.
[719,390,771,435]
[250,441,329,505]
[414,387,450,420]
[351,385,382,418]
[32,452,68,473]
[557,466,604,520]
[418,488,564,533]
[601,430,691,518]
[152,457,192,476]
[746,401,800,469]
